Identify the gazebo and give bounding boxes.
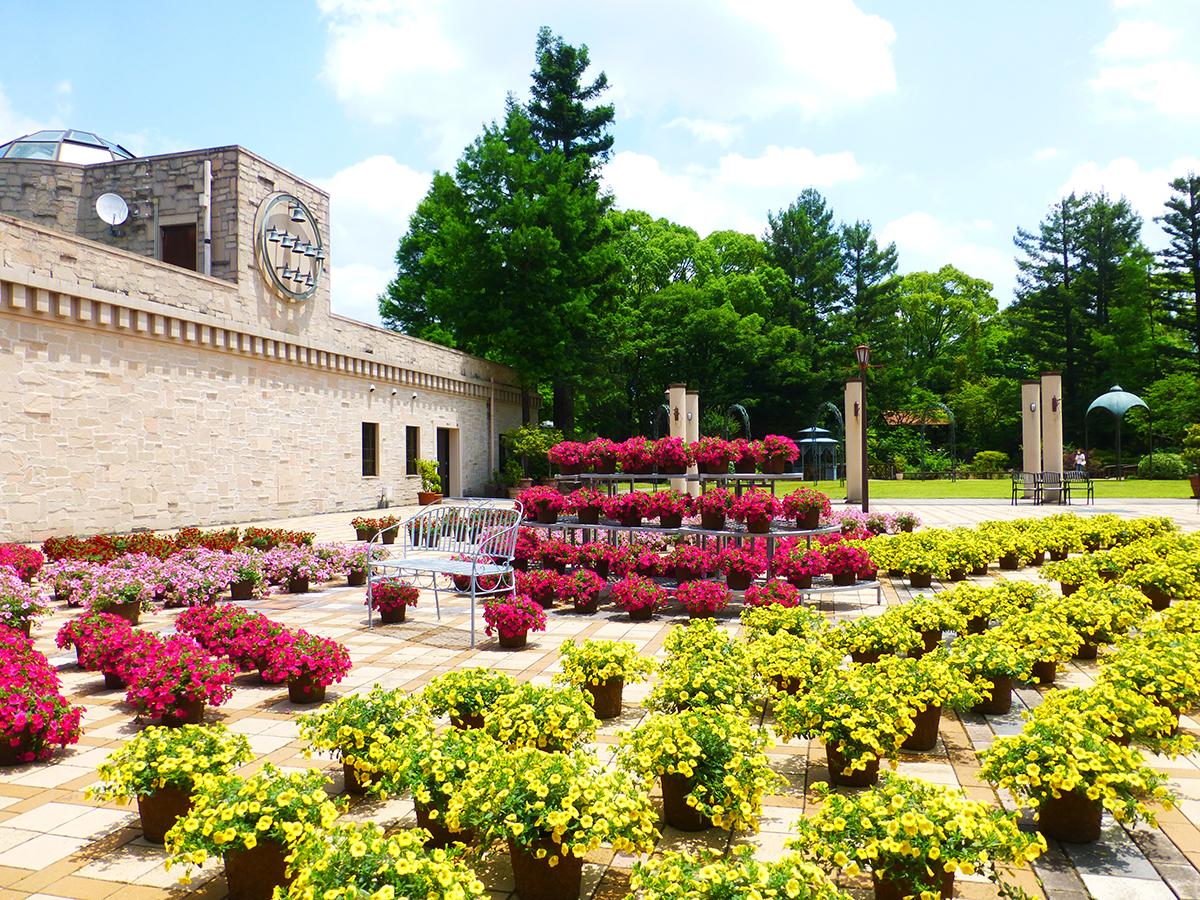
[1085,385,1151,480]
[796,426,840,481]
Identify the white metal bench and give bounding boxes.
[366,498,523,646]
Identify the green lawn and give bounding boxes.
[769,478,1192,500]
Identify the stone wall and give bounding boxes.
[0,217,525,542]
[0,160,83,233]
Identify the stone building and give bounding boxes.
[0,129,526,541]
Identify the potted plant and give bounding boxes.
[84,569,154,625]
[610,574,668,621]
[646,489,692,528]
[164,764,343,900]
[874,651,988,751]
[774,665,915,787]
[342,546,371,587]
[88,724,252,843]
[717,545,763,591]
[555,638,654,719]
[741,603,828,639]
[890,596,965,655]
[415,458,443,505]
[631,847,843,900]
[566,487,607,524]
[617,436,656,474]
[262,629,353,703]
[224,552,265,600]
[365,579,419,624]
[0,572,48,637]
[0,544,44,583]
[747,629,839,697]
[947,632,1036,715]
[752,434,799,474]
[297,685,429,794]
[691,436,734,474]
[1183,423,1200,498]
[744,577,805,608]
[0,633,83,765]
[535,537,576,573]
[373,514,400,545]
[729,488,781,534]
[695,487,735,530]
[512,528,540,572]
[653,436,693,474]
[576,541,614,578]
[281,821,486,898]
[1099,629,1200,726]
[729,438,756,473]
[482,682,598,751]
[98,628,160,690]
[261,545,326,594]
[605,491,651,527]
[675,580,732,619]
[825,613,923,664]
[1032,682,1193,755]
[825,544,870,586]
[55,611,132,669]
[997,607,1082,685]
[980,712,1175,843]
[791,774,1045,899]
[774,546,825,590]
[586,437,619,474]
[452,746,658,900]
[1122,560,1196,610]
[124,635,236,725]
[670,543,717,582]
[1057,582,1148,658]
[619,708,784,832]
[781,487,831,530]
[421,668,517,730]
[558,567,606,613]
[516,568,561,607]
[482,594,547,649]
[350,515,377,542]
[516,484,566,524]
[547,440,590,475]
[646,620,760,713]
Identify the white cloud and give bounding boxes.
[666,118,741,147]
[1059,156,1200,222]
[319,154,432,326]
[1095,19,1175,58]
[1032,147,1063,162]
[1091,17,1200,117]
[317,1,897,161]
[0,83,51,140]
[603,145,865,238]
[880,211,1013,301]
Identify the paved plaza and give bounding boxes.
[1,497,1198,899]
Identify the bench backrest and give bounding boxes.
[400,499,524,560]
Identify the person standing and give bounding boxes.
[1074,449,1086,472]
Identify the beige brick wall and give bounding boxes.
[0,217,526,542]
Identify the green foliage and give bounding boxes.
[502,424,562,478]
[1137,452,1188,479]
[971,450,1011,476]
[415,458,441,494]
[1183,424,1200,472]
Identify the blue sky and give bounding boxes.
[3,0,1199,325]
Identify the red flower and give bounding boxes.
[675,580,731,615]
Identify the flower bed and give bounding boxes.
[0,628,83,763]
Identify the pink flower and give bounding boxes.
[675,580,731,615]
[123,635,235,719]
[609,575,666,614]
[516,570,561,606]
[557,569,606,610]
[260,629,353,688]
[652,437,691,469]
[516,486,567,518]
[547,441,590,468]
[751,435,799,464]
[482,594,547,639]
[744,580,803,608]
[781,487,832,520]
[729,490,782,526]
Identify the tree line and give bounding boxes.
[381,28,1200,472]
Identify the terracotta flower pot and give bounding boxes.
[618,514,643,528]
[593,459,616,475]
[725,571,753,591]
[418,491,442,506]
[659,512,684,529]
[379,605,407,624]
[826,744,880,787]
[627,606,655,622]
[576,508,600,525]
[451,711,483,730]
[700,512,727,531]
[287,675,327,704]
[0,736,35,767]
[971,675,1012,715]
[509,838,584,900]
[660,773,712,831]
[998,553,1020,570]
[1142,585,1171,611]
[746,518,771,535]
[770,675,804,696]
[355,527,373,542]
[1038,790,1103,843]
[1074,641,1099,661]
[137,786,192,844]
[788,574,814,589]
[762,458,786,474]
[347,570,367,587]
[966,615,988,634]
[586,677,624,720]
[1028,551,1046,566]
[918,629,942,655]
[947,569,967,582]
[873,869,955,900]
[908,572,932,589]
[831,571,856,586]
[343,760,368,795]
[535,508,559,525]
[701,461,728,474]
[102,669,126,690]
[107,600,141,625]
[795,508,821,531]
[161,699,205,727]
[902,704,942,752]
[734,456,756,474]
[688,609,715,620]
[558,463,583,476]
[850,649,882,664]
[659,464,687,476]
[381,530,396,545]
[287,577,309,594]
[224,838,291,900]
[499,631,528,649]
[1031,660,1057,685]
[1050,549,1069,561]
[416,800,473,848]
[1061,582,1079,597]
[970,564,989,577]
[230,579,255,601]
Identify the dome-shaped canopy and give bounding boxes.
[0,129,135,164]
[1086,385,1149,419]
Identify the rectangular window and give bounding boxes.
[362,422,379,477]
[160,223,197,271]
[405,426,419,476]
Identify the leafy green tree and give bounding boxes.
[764,189,844,332]
[1158,173,1200,366]
[837,220,899,345]
[527,26,614,168]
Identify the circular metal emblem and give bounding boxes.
[256,193,325,301]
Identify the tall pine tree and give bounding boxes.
[1158,173,1200,367]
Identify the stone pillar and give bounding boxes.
[1040,371,1064,500]
[1020,380,1042,498]
[685,389,700,497]
[845,379,864,503]
[667,383,688,494]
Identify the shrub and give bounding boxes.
[1137,452,1189,480]
[970,450,1010,477]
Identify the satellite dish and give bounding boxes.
[95,193,129,227]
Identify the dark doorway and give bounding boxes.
[436,427,452,497]
[160,223,197,271]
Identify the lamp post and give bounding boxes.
[855,344,870,513]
